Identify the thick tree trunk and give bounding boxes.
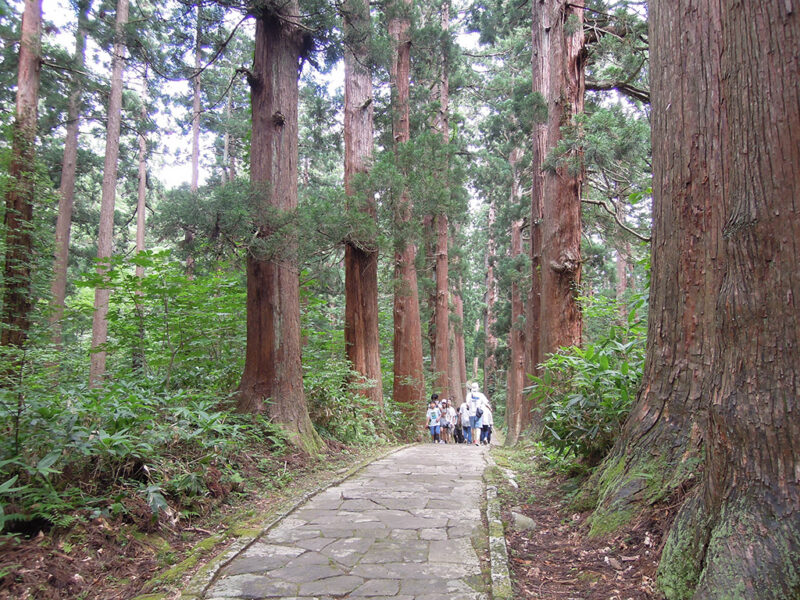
[1,0,41,350]
[432,1,450,398]
[507,218,527,445]
[89,0,128,386]
[343,0,383,411]
[449,267,466,407]
[658,3,800,598]
[539,0,583,359]
[390,0,425,422]
[50,0,89,347]
[589,0,721,538]
[506,147,531,445]
[526,0,549,425]
[483,197,497,394]
[433,212,449,396]
[237,5,321,454]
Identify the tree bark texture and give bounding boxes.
[658,2,800,598]
[1,0,41,350]
[590,0,722,538]
[50,0,89,347]
[507,218,527,445]
[191,7,202,193]
[483,196,497,395]
[506,147,532,444]
[89,0,128,386]
[343,0,383,410]
[390,0,425,422]
[237,5,321,454]
[539,0,584,359]
[431,0,450,399]
[526,0,549,415]
[449,270,466,407]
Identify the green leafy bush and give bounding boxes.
[529,295,646,466]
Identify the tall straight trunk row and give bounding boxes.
[89,0,129,386]
[390,0,425,421]
[1,0,41,350]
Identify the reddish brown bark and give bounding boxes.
[506,147,533,444]
[89,0,128,386]
[539,0,584,359]
[658,3,800,596]
[431,0,450,398]
[390,0,425,423]
[449,268,466,407]
[343,0,383,410]
[237,4,321,453]
[526,0,550,398]
[483,197,497,394]
[507,218,527,445]
[1,0,41,350]
[591,0,722,534]
[50,0,89,347]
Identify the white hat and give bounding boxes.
[471,382,479,392]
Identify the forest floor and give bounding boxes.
[0,441,392,600]
[492,444,675,600]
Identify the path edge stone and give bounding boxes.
[485,454,513,600]
[169,444,412,600]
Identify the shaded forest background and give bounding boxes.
[1,0,797,598]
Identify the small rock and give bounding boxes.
[511,512,537,532]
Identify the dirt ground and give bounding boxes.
[0,444,381,600]
[499,458,678,599]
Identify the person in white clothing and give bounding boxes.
[467,382,489,446]
[480,404,493,445]
[458,400,472,444]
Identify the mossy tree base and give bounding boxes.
[659,492,800,600]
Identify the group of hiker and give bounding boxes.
[425,382,493,446]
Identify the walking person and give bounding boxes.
[480,403,493,445]
[426,397,441,443]
[440,399,456,444]
[458,399,472,444]
[467,383,489,446]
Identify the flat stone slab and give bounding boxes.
[201,445,488,599]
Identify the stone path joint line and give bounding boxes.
[204,445,490,600]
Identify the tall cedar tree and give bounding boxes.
[506,147,528,444]
[51,0,90,347]
[431,0,450,400]
[589,0,718,537]
[538,0,583,358]
[525,0,548,425]
[1,0,41,350]
[390,0,425,420]
[483,196,497,393]
[237,1,322,454]
[657,1,800,596]
[89,0,128,386]
[343,0,383,411]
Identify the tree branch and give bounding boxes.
[585,79,650,103]
[582,197,651,242]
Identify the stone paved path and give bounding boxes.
[204,444,489,599]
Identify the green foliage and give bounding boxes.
[529,294,647,466]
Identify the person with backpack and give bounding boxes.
[467,382,489,446]
[458,398,472,444]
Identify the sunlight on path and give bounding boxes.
[204,444,489,599]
